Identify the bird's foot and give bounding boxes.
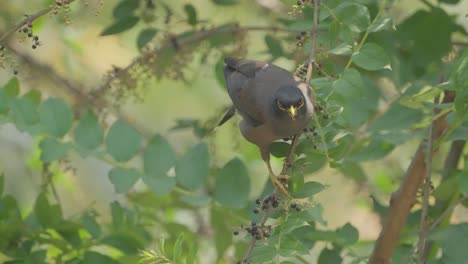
[270,174,290,195]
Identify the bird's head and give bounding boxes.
[273,86,306,120]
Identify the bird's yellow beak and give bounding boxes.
[287,105,297,120]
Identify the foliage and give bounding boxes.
[0,0,467,263]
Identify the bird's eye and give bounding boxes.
[296,97,304,108]
[277,100,287,111]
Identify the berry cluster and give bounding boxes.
[297,0,314,5]
[296,31,307,47]
[51,0,73,23]
[254,194,280,213]
[18,20,41,50]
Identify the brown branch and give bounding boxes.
[0,0,77,44]
[369,92,454,264]
[305,0,320,85]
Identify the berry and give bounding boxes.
[0,45,4,50]
[301,31,306,35]
[291,203,297,208]
[13,70,18,75]
[32,45,37,49]
[255,235,262,240]
[28,23,33,28]
[296,207,301,212]
[296,35,301,40]
[27,33,33,38]
[323,114,329,119]
[233,231,239,235]
[33,36,39,41]
[22,28,28,33]
[255,199,261,205]
[253,209,259,214]
[297,0,303,5]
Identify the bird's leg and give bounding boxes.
[264,160,289,195]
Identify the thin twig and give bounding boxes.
[417,112,435,261]
[305,0,320,85]
[0,0,77,44]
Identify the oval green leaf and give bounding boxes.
[175,142,209,190]
[105,119,141,162]
[351,42,390,71]
[214,158,250,208]
[108,167,140,193]
[334,2,370,32]
[137,28,158,50]
[144,134,176,177]
[39,98,73,137]
[74,110,104,150]
[101,16,140,36]
[40,137,70,162]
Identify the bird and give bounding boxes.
[218,57,314,194]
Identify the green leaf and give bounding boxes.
[23,90,41,106]
[332,68,363,98]
[351,42,390,71]
[369,103,423,131]
[328,43,353,56]
[438,0,460,3]
[184,4,197,26]
[348,139,394,162]
[270,141,290,158]
[215,57,226,87]
[368,16,394,32]
[144,134,176,177]
[292,181,325,198]
[173,233,184,262]
[456,171,468,197]
[143,175,176,196]
[214,158,250,208]
[264,35,283,59]
[40,137,70,162]
[137,28,158,50]
[110,201,124,229]
[101,16,140,36]
[108,167,140,193]
[212,0,239,5]
[10,97,39,130]
[431,223,468,263]
[0,89,10,114]
[83,251,119,264]
[211,207,232,259]
[80,212,101,238]
[180,194,211,207]
[0,174,4,197]
[250,244,276,263]
[318,248,342,264]
[334,2,370,32]
[113,0,140,19]
[74,111,104,150]
[34,193,61,227]
[105,119,141,162]
[4,78,19,96]
[175,143,209,190]
[336,223,359,245]
[39,98,73,137]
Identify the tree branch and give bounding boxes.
[369,92,454,264]
[305,0,320,85]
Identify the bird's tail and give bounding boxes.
[217,106,236,127]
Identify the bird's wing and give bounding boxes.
[223,58,271,126]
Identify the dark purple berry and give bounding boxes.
[233,231,239,235]
[13,70,18,75]
[291,203,297,208]
[32,45,36,49]
[22,28,28,33]
[33,36,39,41]
[255,199,261,205]
[253,209,259,214]
[301,31,306,35]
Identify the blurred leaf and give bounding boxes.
[39,98,73,138]
[250,244,276,263]
[113,0,140,19]
[180,194,211,207]
[0,174,3,197]
[438,0,460,3]
[399,87,442,109]
[369,104,423,131]
[34,193,61,227]
[142,175,176,196]
[270,141,290,158]
[451,49,468,117]
[137,28,158,50]
[0,89,10,114]
[211,207,232,259]
[368,16,394,32]
[348,139,394,162]
[80,212,101,239]
[173,233,184,262]
[215,58,226,87]
[40,137,70,162]
[212,0,239,5]
[334,2,370,32]
[144,134,176,177]
[101,16,140,36]
[336,162,366,182]
[333,68,363,98]
[328,43,353,56]
[184,4,197,26]
[447,124,468,141]
[176,143,209,190]
[4,78,19,97]
[336,223,359,245]
[74,111,104,150]
[433,172,458,201]
[456,171,468,197]
[264,35,283,59]
[431,223,468,263]
[351,43,390,71]
[83,251,119,264]
[397,8,456,66]
[214,158,250,208]
[318,248,342,264]
[108,167,140,193]
[110,201,124,228]
[23,90,41,106]
[9,97,39,131]
[292,181,325,198]
[106,119,141,162]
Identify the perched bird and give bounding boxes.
[218,57,314,193]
